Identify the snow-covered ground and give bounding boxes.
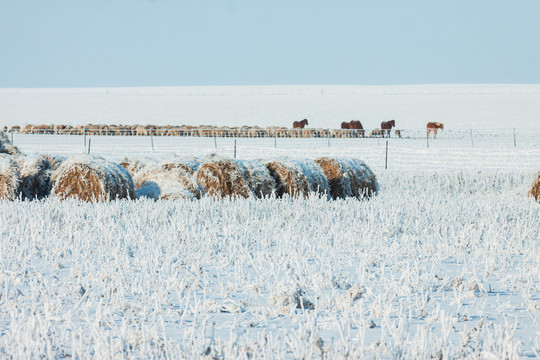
[1,84,540,129]
[1,85,540,358]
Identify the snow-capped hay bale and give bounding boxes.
[241,160,276,198]
[0,131,22,156]
[0,155,20,200]
[265,159,329,198]
[529,171,540,202]
[135,166,202,200]
[16,156,52,200]
[196,155,251,199]
[315,157,378,199]
[161,157,200,175]
[40,154,65,171]
[52,154,135,202]
[264,160,310,198]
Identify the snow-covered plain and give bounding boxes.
[1,85,540,358]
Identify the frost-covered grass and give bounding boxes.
[1,170,539,358]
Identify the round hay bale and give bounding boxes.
[0,131,22,156]
[118,157,157,178]
[315,157,378,199]
[161,157,200,175]
[241,160,276,198]
[0,155,20,201]
[196,155,252,199]
[529,171,540,202]
[264,160,311,198]
[52,154,135,202]
[16,156,52,200]
[40,154,65,171]
[135,165,202,200]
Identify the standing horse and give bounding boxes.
[427,122,444,138]
[293,119,309,129]
[341,120,365,137]
[381,120,395,138]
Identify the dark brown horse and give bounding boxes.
[341,120,364,137]
[426,122,444,138]
[381,120,395,137]
[293,119,309,129]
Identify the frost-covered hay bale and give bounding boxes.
[161,157,200,175]
[40,154,65,171]
[196,156,251,199]
[0,155,20,200]
[315,157,378,199]
[241,160,276,198]
[265,159,329,198]
[119,157,157,178]
[529,171,540,202]
[52,154,135,202]
[264,160,310,198]
[135,166,202,200]
[16,156,52,200]
[0,131,22,156]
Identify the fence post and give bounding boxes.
[470,129,474,147]
[513,128,516,147]
[214,135,217,149]
[426,132,429,148]
[274,135,277,148]
[385,140,388,170]
[151,134,154,151]
[84,128,87,147]
[234,139,237,159]
[87,139,91,154]
[11,131,13,144]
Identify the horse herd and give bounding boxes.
[5,121,444,138]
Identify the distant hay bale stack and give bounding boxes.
[0,131,22,156]
[264,160,311,198]
[135,165,202,200]
[16,156,52,200]
[315,157,378,199]
[40,154,65,171]
[241,160,276,198]
[161,157,200,175]
[0,155,20,201]
[529,171,540,202]
[195,155,252,199]
[52,154,135,202]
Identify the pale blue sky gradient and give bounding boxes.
[1,0,539,87]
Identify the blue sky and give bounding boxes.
[1,0,539,87]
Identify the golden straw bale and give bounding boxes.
[135,165,202,200]
[118,157,157,178]
[0,155,20,201]
[16,156,52,200]
[161,157,200,175]
[0,131,22,156]
[529,171,540,202]
[52,154,135,202]
[315,157,378,199]
[264,160,311,198]
[241,160,276,198]
[196,155,252,199]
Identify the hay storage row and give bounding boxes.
[52,154,135,202]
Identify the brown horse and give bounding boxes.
[293,119,309,129]
[341,120,364,137]
[427,122,444,138]
[381,120,395,137]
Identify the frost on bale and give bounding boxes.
[118,157,157,178]
[315,157,378,199]
[264,158,329,198]
[52,154,136,202]
[135,165,202,200]
[16,156,52,200]
[195,155,252,199]
[40,154,65,171]
[0,131,22,156]
[0,155,20,201]
[161,157,200,175]
[529,171,540,202]
[240,160,276,198]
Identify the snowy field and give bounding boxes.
[1,85,540,358]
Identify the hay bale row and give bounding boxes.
[52,155,135,202]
